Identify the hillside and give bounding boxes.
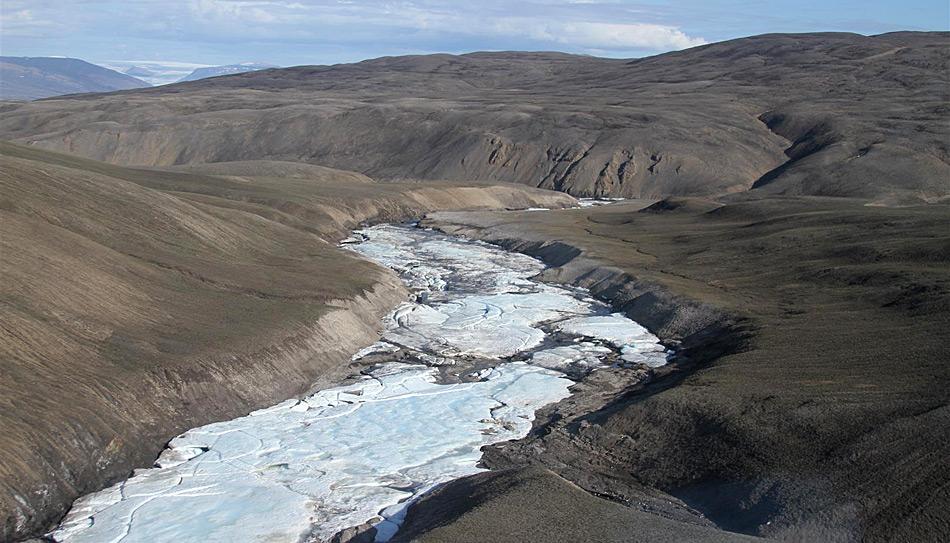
[0,142,572,541]
[1,32,948,202]
[0,57,149,100]
[422,195,950,542]
[393,467,762,543]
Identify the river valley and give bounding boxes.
[49,222,668,543]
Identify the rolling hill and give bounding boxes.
[1,32,948,203]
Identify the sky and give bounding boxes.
[2,0,948,76]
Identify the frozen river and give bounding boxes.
[51,224,668,543]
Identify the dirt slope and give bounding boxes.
[422,196,950,542]
[394,467,762,543]
[1,32,947,202]
[0,142,573,541]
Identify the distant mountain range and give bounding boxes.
[103,61,278,86]
[0,57,149,100]
[177,63,278,82]
[122,65,157,78]
[0,57,281,99]
[101,60,212,86]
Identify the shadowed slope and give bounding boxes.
[394,467,762,543]
[423,197,950,542]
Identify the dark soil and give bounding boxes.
[421,195,950,542]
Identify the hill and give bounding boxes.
[0,57,149,100]
[0,142,572,541]
[421,195,950,542]
[0,32,948,202]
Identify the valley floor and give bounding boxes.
[49,224,670,542]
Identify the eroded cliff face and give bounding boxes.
[1,94,786,199]
[0,142,575,541]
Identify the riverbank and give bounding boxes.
[0,142,574,541]
[416,196,950,542]
[5,140,947,541]
[45,223,677,542]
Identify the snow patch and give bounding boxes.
[558,314,668,367]
[577,197,626,207]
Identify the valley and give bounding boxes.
[1,28,948,543]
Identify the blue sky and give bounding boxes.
[2,0,948,69]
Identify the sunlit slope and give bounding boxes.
[0,142,572,540]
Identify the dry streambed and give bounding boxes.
[50,223,667,542]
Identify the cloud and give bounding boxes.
[556,22,706,49]
[0,4,66,37]
[0,0,707,63]
[190,0,308,24]
[180,1,706,52]
[488,19,706,51]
